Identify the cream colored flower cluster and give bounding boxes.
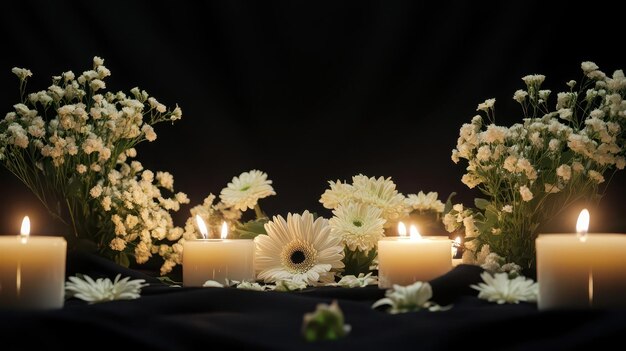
[320,174,446,257]
[0,57,186,275]
[450,61,626,269]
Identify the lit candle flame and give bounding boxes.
[576,209,590,242]
[409,225,422,239]
[20,216,30,237]
[195,215,208,239]
[221,221,228,240]
[398,221,407,237]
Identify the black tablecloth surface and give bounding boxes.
[1,251,625,350]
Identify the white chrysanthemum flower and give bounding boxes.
[329,273,378,288]
[319,180,355,209]
[351,175,407,224]
[581,61,599,74]
[405,191,445,213]
[372,281,450,314]
[65,274,148,304]
[220,170,276,211]
[329,202,385,253]
[471,272,538,304]
[255,211,344,285]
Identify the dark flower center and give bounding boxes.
[290,250,306,264]
[353,220,363,227]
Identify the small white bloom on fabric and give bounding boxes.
[109,237,127,251]
[588,170,605,184]
[274,279,308,291]
[556,164,572,181]
[220,169,276,211]
[502,205,513,213]
[65,274,148,304]
[236,281,267,291]
[471,272,538,304]
[513,89,528,103]
[372,281,451,314]
[329,202,385,253]
[302,300,351,341]
[255,211,344,285]
[519,185,533,202]
[476,98,495,112]
[203,280,225,288]
[329,273,378,288]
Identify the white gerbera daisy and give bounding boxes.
[255,211,344,285]
[329,202,385,252]
[351,175,407,226]
[405,191,445,213]
[65,274,148,304]
[219,170,276,211]
[470,272,538,304]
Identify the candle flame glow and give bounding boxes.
[409,225,422,239]
[195,215,208,239]
[20,216,30,237]
[398,221,407,237]
[576,209,590,242]
[221,221,228,240]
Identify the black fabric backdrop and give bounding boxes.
[2,2,626,349]
[0,0,625,234]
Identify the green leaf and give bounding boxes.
[234,218,268,239]
[115,252,130,267]
[66,175,83,197]
[474,198,490,210]
[443,192,457,213]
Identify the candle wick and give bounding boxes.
[577,230,588,242]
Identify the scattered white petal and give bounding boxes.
[372,281,451,314]
[470,272,538,304]
[65,274,148,304]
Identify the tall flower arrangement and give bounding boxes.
[449,62,625,270]
[0,58,188,274]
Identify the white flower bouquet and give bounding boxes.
[0,58,189,274]
[449,62,625,270]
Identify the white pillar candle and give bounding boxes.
[183,217,255,287]
[0,216,66,310]
[536,209,626,309]
[378,223,452,288]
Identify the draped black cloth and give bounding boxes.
[1,251,625,350]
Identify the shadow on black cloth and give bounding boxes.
[1,251,625,350]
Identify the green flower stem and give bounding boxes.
[254,204,266,219]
